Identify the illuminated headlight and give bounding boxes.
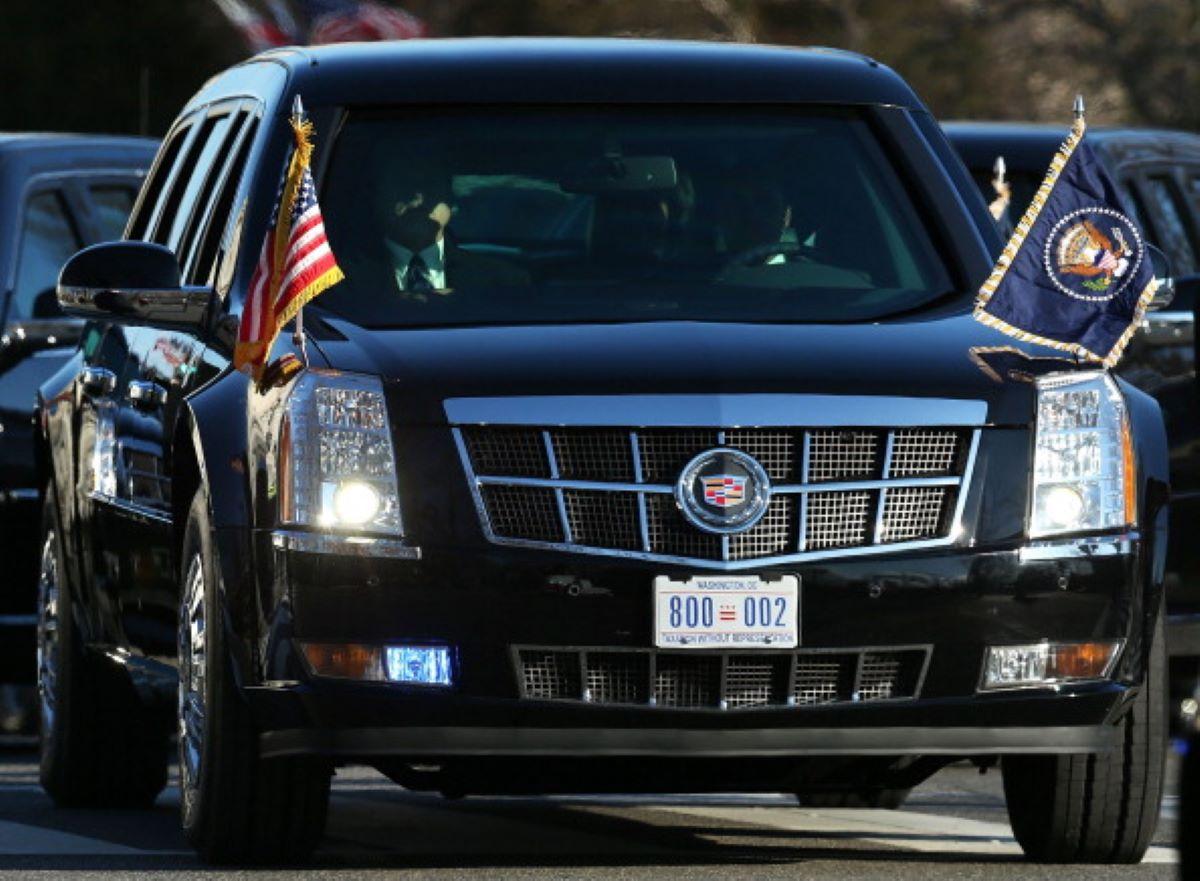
[281,370,401,535]
[1030,372,1134,538]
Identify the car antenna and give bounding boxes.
[291,93,309,369]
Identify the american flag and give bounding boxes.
[235,99,343,378]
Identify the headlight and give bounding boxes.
[1030,371,1135,538]
[280,370,402,535]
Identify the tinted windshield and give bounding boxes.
[316,107,953,327]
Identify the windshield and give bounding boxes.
[315,107,953,327]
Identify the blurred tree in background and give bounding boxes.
[2,0,1196,136]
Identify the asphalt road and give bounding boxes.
[0,743,1183,880]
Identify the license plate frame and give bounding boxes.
[652,574,799,649]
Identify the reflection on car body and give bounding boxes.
[34,41,1173,866]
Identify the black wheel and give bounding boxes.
[178,489,331,864]
[37,488,169,807]
[795,788,911,809]
[1002,614,1167,863]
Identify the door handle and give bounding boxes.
[79,366,116,396]
[128,380,167,410]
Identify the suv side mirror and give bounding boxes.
[1146,244,1175,311]
[57,241,215,331]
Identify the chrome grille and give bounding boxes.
[515,646,930,710]
[456,423,977,568]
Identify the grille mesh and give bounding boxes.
[805,490,874,550]
[463,427,548,477]
[480,485,563,542]
[552,429,634,482]
[729,496,795,561]
[880,486,950,543]
[515,647,929,709]
[638,430,720,482]
[645,494,722,560]
[889,429,961,477]
[725,430,797,481]
[564,490,641,550]
[807,430,880,482]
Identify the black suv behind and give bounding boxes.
[38,41,1170,865]
[0,134,154,733]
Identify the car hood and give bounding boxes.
[309,309,1082,427]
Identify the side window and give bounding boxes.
[152,111,231,252]
[177,110,249,273]
[89,185,137,241]
[1118,179,1152,239]
[1144,175,1197,275]
[188,115,260,286]
[128,124,190,241]
[12,190,82,319]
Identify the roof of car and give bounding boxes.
[248,38,925,109]
[942,120,1200,170]
[0,132,158,153]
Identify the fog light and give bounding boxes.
[982,641,1122,690]
[385,646,453,686]
[333,481,381,526]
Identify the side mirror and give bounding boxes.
[57,241,215,331]
[1146,245,1175,311]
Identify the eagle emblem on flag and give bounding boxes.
[702,475,747,508]
[234,96,343,380]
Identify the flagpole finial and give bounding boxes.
[291,94,305,120]
[1073,94,1085,121]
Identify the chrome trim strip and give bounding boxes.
[271,530,422,560]
[1018,533,1136,561]
[874,431,896,543]
[445,395,989,428]
[950,430,981,541]
[542,431,573,544]
[87,491,172,526]
[474,474,959,494]
[630,432,651,552]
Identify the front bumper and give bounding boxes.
[243,529,1155,760]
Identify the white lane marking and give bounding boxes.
[652,804,1179,864]
[0,818,187,856]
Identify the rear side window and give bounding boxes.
[188,115,261,286]
[150,113,223,248]
[12,190,81,319]
[89,185,137,241]
[128,124,190,241]
[178,110,251,276]
[1143,176,1197,275]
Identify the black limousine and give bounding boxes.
[0,134,154,735]
[37,40,1169,864]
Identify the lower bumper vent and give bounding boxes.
[515,646,930,710]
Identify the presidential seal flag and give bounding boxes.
[973,102,1159,367]
[234,96,343,378]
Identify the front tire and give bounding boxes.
[37,488,169,807]
[178,489,330,864]
[1001,614,1167,863]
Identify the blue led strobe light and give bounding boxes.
[384,646,453,686]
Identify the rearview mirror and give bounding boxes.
[561,155,679,194]
[1146,245,1175,311]
[57,241,215,331]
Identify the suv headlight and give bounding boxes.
[1030,371,1135,538]
[280,370,402,535]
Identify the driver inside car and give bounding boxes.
[356,157,530,300]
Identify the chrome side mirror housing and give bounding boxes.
[57,241,215,332]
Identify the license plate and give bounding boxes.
[653,575,799,649]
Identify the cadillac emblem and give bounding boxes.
[675,448,771,534]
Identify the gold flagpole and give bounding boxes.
[291,94,309,368]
